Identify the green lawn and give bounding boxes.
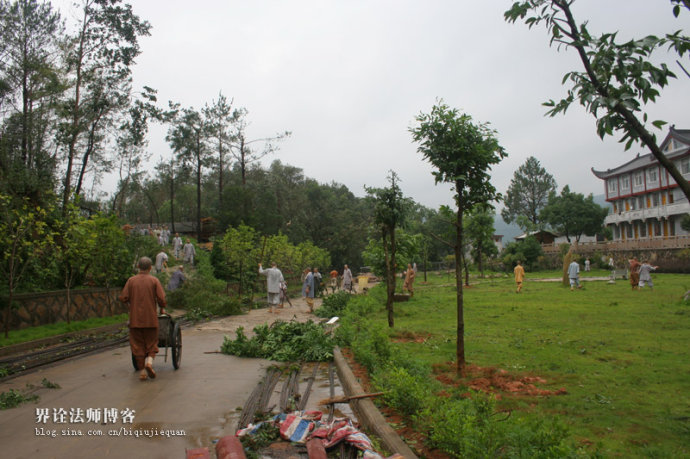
[0,314,128,348]
[373,271,690,457]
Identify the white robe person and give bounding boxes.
[342,265,353,292]
[259,263,284,312]
[183,240,196,265]
[173,235,183,258]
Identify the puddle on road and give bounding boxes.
[185,409,240,449]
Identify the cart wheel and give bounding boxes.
[171,322,182,369]
[131,353,138,371]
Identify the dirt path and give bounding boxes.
[193,295,324,335]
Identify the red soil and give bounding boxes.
[341,350,567,458]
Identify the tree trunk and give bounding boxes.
[562,245,574,286]
[383,230,395,328]
[62,15,87,214]
[196,150,202,242]
[463,251,470,287]
[455,183,465,375]
[4,288,13,338]
[240,138,247,186]
[143,190,159,225]
[170,158,175,233]
[218,140,224,208]
[75,110,105,197]
[478,246,484,278]
[65,271,72,325]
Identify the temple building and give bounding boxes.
[591,126,690,242]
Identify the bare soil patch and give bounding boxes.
[432,362,568,399]
[391,330,432,344]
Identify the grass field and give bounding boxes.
[0,314,128,347]
[368,270,690,457]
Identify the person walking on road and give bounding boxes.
[279,279,292,308]
[313,268,323,297]
[514,260,525,294]
[173,233,183,258]
[342,265,353,293]
[118,257,167,381]
[302,267,315,313]
[329,269,339,294]
[259,262,284,313]
[183,238,196,265]
[155,250,168,274]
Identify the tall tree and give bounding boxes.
[166,106,208,241]
[505,0,690,202]
[501,156,556,231]
[111,90,158,217]
[58,0,150,212]
[365,171,411,328]
[410,101,506,373]
[203,92,236,209]
[0,0,62,202]
[540,185,608,243]
[464,205,499,278]
[229,107,290,186]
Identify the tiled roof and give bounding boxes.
[591,126,690,179]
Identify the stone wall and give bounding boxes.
[0,288,126,331]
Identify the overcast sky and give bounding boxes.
[59,0,690,210]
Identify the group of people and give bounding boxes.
[153,233,196,290]
[258,263,367,313]
[327,265,355,293]
[628,257,659,290]
[514,256,660,293]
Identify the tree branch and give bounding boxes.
[426,230,455,249]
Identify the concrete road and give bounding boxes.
[0,301,343,459]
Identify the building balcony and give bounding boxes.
[541,235,690,253]
[604,202,690,225]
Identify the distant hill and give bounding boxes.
[493,215,522,244]
[493,194,610,244]
[592,193,611,209]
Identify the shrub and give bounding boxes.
[221,320,335,362]
[372,366,433,416]
[418,395,505,458]
[314,290,351,318]
[503,416,576,458]
[336,293,392,373]
[167,251,242,320]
